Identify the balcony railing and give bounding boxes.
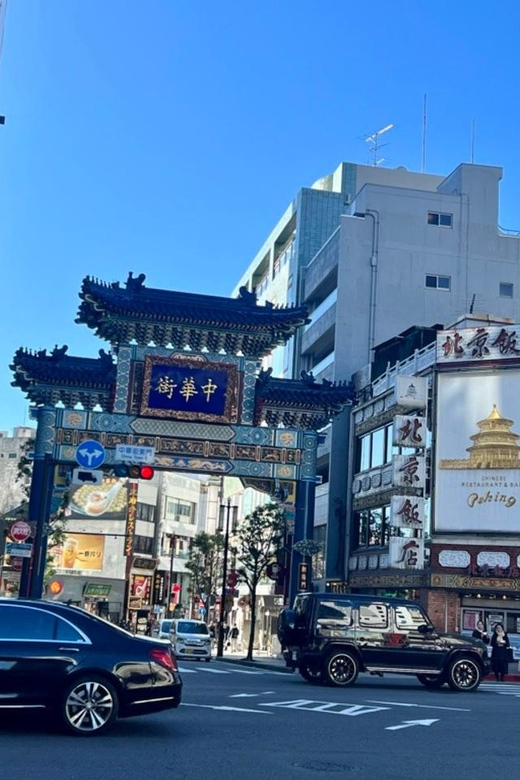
[372,343,435,397]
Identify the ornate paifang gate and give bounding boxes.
[11,274,352,602]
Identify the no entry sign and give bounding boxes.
[10,520,31,543]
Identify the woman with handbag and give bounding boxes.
[491,622,510,681]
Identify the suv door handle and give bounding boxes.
[58,647,80,653]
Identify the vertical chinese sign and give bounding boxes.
[125,482,138,557]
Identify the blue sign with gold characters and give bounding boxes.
[141,355,239,423]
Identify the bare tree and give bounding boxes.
[235,503,286,660]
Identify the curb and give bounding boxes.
[484,674,520,682]
[216,656,294,674]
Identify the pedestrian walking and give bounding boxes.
[223,622,230,650]
[491,622,510,681]
[472,620,490,644]
[230,625,239,653]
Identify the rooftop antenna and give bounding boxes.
[469,293,476,314]
[421,94,427,172]
[470,118,476,164]
[365,123,394,166]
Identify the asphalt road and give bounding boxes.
[1,661,519,780]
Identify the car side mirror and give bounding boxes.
[418,623,435,634]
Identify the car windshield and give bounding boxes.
[160,620,173,633]
[177,621,209,635]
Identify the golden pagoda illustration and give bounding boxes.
[440,405,520,469]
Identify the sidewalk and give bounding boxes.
[217,649,293,673]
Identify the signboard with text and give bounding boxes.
[437,326,520,364]
[141,355,239,423]
[50,534,105,571]
[435,371,520,533]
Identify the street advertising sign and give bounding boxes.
[393,415,427,449]
[437,326,520,364]
[388,538,425,570]
[9,520,31,543]
[75,440,106,469]
[395,376,428,409]
[50,534,105,571]
[68,477,128,520]
[389,496,425,530]
[115,444,155,464]
[393,454,426,489]
[5,542,32,558]
[435,370,520,533]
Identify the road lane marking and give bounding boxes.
[258,699,390,716]
[182,703,271,715]
[230,692,275,698]
[177,666,197,673]
[196,667,230,674]
[230,669,264,675]
[367,700,471,712]
[386,718,438,731]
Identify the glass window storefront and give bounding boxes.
[461,603,520,660]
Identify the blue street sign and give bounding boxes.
[76,440,106,469]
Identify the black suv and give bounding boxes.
[278,593,490,692]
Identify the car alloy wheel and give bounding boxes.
[63,677,118,735]
[448,657,482,692]
[326,651,359,687]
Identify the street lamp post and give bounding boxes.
[216,498,238,658]
[167,533,176,619]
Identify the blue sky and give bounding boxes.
[2,0,520,431]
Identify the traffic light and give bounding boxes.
[113,464,155,480]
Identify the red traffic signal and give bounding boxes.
[123,465,155,480]
[227,571,239,588]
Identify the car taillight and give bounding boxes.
[150,647,177,672]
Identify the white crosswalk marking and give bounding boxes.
[480,683,520,697]
[197,667,231,674]
[177,666,198,673]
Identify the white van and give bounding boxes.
[169,619,211,662]
[156,619,173,639]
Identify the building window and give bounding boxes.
[356,423,394,473]
[136,503,155,523]
[312,525,326,579]
[425,274,451,291]
[133,535,154,555]
[500,282,514,298]
[165,499,195,524]
[355,505,390,548]
[427,211,453,227]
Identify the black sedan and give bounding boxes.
[0,599,182,736]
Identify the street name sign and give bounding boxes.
[6,542,33,558]
[115,444,155,464]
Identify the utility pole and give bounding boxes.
[216,498,238,658]
[167,532,176,618]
